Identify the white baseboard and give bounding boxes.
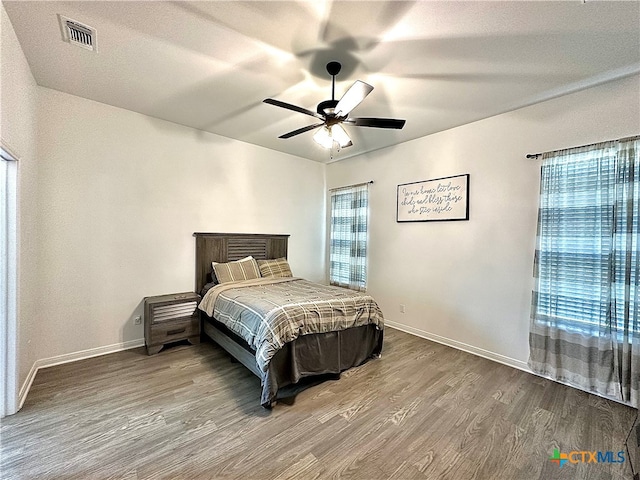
[18,338,145,411]
[385,319,531,373]
[18,363,38,412]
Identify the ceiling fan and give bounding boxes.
[263,61,405,149]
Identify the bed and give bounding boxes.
[194,232,384,407]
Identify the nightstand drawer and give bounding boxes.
[149,317,199,345]
[150,301,198,323]
[144,292,201,355]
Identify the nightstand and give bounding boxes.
[144,292,201,355]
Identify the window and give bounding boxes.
[329,183,369,291]
[532,138,639,336]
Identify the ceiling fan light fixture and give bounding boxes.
[313,126,334,149]
[313,125,352,149]
[331,124,353,148]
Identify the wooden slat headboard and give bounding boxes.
[193,233,289,294]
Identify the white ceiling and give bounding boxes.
[4,1,640,163]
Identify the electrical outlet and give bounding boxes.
[134,315,142,325]
[400,304,406,314]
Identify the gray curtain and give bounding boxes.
[529,137,639,408]
[329,184,369,291]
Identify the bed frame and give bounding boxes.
[193,232,289,378]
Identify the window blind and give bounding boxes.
[533,139,639,336]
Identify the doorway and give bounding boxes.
[1,143,18,417]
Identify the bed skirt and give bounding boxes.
[202,316,383,407]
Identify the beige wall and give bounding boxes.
[327,74,640,368]
[1,4,40,397]
[31,86,326,362]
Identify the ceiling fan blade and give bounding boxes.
[264,98,324,120]
[334,80,374,117]
[346,117,406,129]
[278,123,325,139]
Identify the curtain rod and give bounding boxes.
[525,135,639,159]
[329,180,374,192]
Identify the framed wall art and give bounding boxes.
[397,174,469,222]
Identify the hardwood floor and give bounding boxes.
[1,328,637,480]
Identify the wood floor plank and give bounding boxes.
[1,328,637,479]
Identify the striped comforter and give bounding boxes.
[199,277,384,373]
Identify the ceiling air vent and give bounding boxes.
[58,15,97,52]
